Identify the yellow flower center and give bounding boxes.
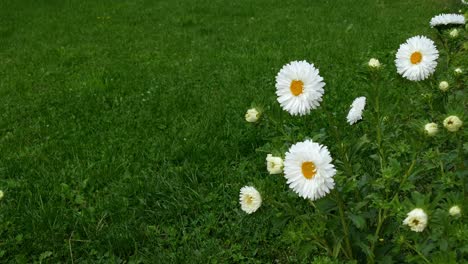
[290,80,304,96]
[412,219,420,225]
[245,195,253,205]
[410,52,422,64]
[301,161,317,179]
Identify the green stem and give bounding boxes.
[435,30,450,70]
[335,190,353,259]
[373,78,385,170]
[368,209,386,264]
[367,73,387,264]
[323,101,359,200]
[435,147,445,178]
[404,241,430,264]
[457,134,464,170]
[394,158,417,197]
[368,159,416,263]
[457,134,466,198]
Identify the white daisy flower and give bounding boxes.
[266,154,283,174]
[395,36,439,81]
[239,186,262,214]
[283,140,336,200]
[439,81,449,92]
[346,97,366,125]
[443,115,463,132]
[245,108,260,123]
[430,14,466,27]
[449,205,461,216]
[454,68,463,75]
[424,122,438,136]
[275,60,325,116]
[403,208,428,232]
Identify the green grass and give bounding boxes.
[0,0,462,262]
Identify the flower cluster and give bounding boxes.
[238,4,466,262]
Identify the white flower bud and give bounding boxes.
[245,108,260,123]
[439,81,449,92]
[266,154,283,174]
[424,123,438,136]
[449,28,459,38]
[368,58,381,69]
[443,115,463,132]
[449,205,461,216]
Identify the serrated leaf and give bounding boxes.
[349,213,366,229]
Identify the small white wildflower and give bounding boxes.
[454,68,463,75]
[347,97,366,125]
[430,14,466,27]
[275,60,325,116]
[239,186,262,214]
[283,140,336,200]
[395,36,439,81]
[403,208,428,232]
[443,115,463,132]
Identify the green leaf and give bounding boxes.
[39,251,53,262]
[348,214,366,229]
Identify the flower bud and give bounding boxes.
[266,154,284,174]
[368,58,381,69]
[439,81,449,92]
[443,115,463,132]
[449,205,461,217]
[449,28,459,38]
[245,108,260,123]
[424,122,438,136]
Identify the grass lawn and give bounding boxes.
[0,0,463,262]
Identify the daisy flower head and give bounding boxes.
[403,208,428,232]
[454,67,463,75]
[443,115,463,132]
[424,122,438,136]
[395,36,439,81]
[449,205,461,216]
[245,108,260,123]
[239,186,262,214]
[346,96,366,125]
[275,60,325,116]
[283,140,336,200]
[266,154,283,174]
[430,14,466,28]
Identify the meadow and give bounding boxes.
[0,0,466,263]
